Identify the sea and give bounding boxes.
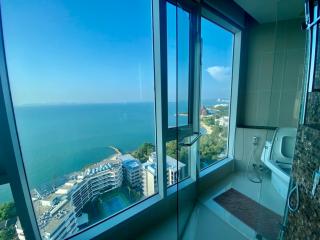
[0,99,224,203]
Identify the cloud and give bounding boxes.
[206,66,231,81]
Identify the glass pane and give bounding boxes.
[177,6,191,127]
[166,140,187,187]
[176,5,194,234]
[2,1,157,239]
[0,183,25,240]
[166,4,191,189]
[167,3,177,128]
[200,17,233,170]
[176,5,191,181]
[167,2,190,128]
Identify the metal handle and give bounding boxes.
[179,132,202,147]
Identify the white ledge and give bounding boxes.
[199,157,234,178]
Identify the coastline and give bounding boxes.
[50,146,122,193]
[200,121,213,134]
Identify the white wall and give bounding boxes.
[240,18,305,128]
[235,18,305,170]
[234,127,274,171]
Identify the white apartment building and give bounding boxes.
[142,152,186,196]
[71,158,123,216]
[216,116,229,127]
[120,154,142,189]
[16,158,123,240]
[141,161,157,196]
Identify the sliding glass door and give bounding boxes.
[175,1,200,238]
[165,0,200,237]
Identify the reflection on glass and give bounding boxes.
[200,17,233,169]
[2,1,157,239]
[166,140,188,187]
[177,6,191,127]
[0,184,24,240]
[167,3,190,127]
[167,2,177,128]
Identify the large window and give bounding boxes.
[199,17,234,170]
[1,0,157,239]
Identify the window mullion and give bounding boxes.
[191,8,202,181]
[152,0,168,198]
[228,31,242,159]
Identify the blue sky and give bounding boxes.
[1,0,233,106]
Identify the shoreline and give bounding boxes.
[200,121,213,134]
[0,144,131,205]
[33,146,123,198]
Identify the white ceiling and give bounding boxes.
[233,0,304,23]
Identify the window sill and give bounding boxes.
[167,177,195,196]
[199,157,234,178]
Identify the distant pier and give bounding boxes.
[109,146,122,154]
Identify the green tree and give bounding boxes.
[0,202,16,222]
[0,226,18,240]
[203,116,215,126]
[0,203,18,240]
[0,227,16,240]
[200,131,226,161]
[166,140,188,161]
[131,143,155,162]
[166,140,177,159]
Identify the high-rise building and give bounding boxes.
[142,153,186,196]
[141,161,157,196]
[71,158,123,216]
[120,154,142,189]
[16,158,123,240]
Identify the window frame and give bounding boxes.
[166,0,197,143]
[0,0,243,239]
[198,5,242,174]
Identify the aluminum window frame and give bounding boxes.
[165,0,198,143]
[198,6,242,174]
[167,0,202,187]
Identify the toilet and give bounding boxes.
[261,128,297,199]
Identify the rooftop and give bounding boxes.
[143,153,186,175]
[34,197,75,236]
[166,155,186,171]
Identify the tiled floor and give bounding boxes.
[199,171,286,216]
[138,203,247,240]
[196,171,286,239]
[182,203,248,240]
[139,170,286,240]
